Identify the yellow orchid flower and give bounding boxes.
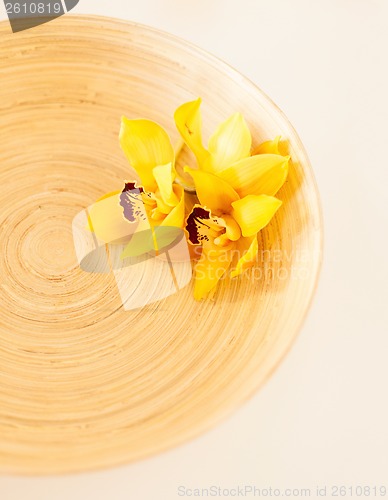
[115,117,187,260]
[87,99,290,303]
[174,99,290,299]
[119,117,185,229]
[184,163,285,300]
[175,98,251,174]
[174,98,289,181]
[88,117,185,264]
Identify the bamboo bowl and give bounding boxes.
[0,15,322,475]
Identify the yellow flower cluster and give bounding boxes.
[93,98,290,300]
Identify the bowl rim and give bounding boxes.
[0,13,324,474]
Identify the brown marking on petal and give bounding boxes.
[122,181,144,194]
[120,181,147,223]
[186,206,212,245]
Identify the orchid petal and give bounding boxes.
[253,136,289,156]
[120,228,156,259]
[231,195,282,237]
[119,117,175,191]
[219,154,289,197]
[184,167,239,213]
[185,205,224,245]
[87,191,134,244]
[253,136,281,155]
[221,214,241,241]
[231,236,258,278]
[160,185,185,228]
[120,182,149,224]
[153,163,179,206]
[154,197,172,216]
[205,113,251,173]
[193,246,233,300]
[174,98,209,167]
[120,226,182,259]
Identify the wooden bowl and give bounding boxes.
[0,15,323,474]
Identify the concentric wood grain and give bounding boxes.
[0,15,323,474]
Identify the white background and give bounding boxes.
[1,1,388,498]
